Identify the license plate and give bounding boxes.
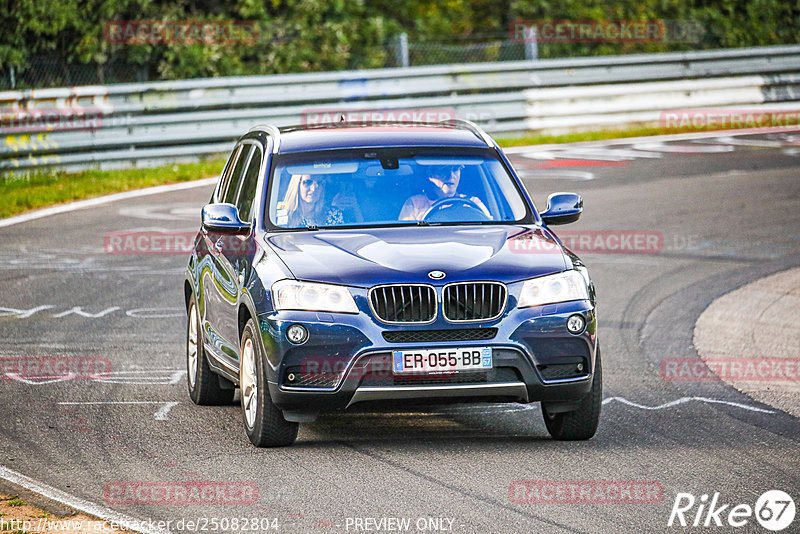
[392,347,492,375]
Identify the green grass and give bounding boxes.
[0,158,226,220]
[4,498,24,507]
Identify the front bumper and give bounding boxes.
[259,299,596,414]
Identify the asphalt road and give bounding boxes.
[1,130,798,534]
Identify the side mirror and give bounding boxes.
[202,203,250,234]
[540,192,583,226]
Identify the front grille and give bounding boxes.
[443,282,506,321]
[370,284,436,323]
[382,328,497,343]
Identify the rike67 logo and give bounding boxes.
[669,490,795,531]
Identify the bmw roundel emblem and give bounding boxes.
[428,270,446,280]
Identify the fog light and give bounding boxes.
[576,363,584,372]
[566,314,585,334]
[286,324,308,344]
[287,373,296,382]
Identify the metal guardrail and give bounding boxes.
[2,45,799,173]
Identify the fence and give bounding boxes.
[2,34,530,90]
[1,45,799,173]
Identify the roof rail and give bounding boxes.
[248,124,282,154]
[441,118,494,147]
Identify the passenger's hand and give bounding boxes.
[333,192,358,210]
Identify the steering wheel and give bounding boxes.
[422,197,490,223]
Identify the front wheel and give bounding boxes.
[240,318,298,447]
[542,348,602,440]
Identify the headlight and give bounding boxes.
[272,280,358,314]
[517,270,589,308]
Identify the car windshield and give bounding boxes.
[267,148,529,229]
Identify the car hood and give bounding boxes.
[265,225,569,287]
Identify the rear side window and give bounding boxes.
[235,148,262,222]
[223,145,253,205]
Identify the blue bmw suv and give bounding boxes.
[185,120,600,447]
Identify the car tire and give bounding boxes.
[239,318,298,447]
[186,297,235,406]
[542,347,602,440]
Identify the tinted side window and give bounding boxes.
[236,148,262,222]
[216,145,242,202]
[223,145,253,205]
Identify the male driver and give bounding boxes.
[399,164,488,221]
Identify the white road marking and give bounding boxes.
[96,369,187,385]
[602,396,775,414]
[125,307,184,319]
[154,402,180,421]
[3,369,187,386]
[0,177,217,229]
[0,305,55,318]
[3,373,80,385]
[52,306,120,318]
[520,147,661,161]
[57,401,182,420]
[512,129,800,166]
[693,136,784,148]
[118,204,201,221]
[632,142,735,154]
[0,465,169,534]
[501,126,800,154]
[0,305,183,319]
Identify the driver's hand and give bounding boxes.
[470,196,491,218]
